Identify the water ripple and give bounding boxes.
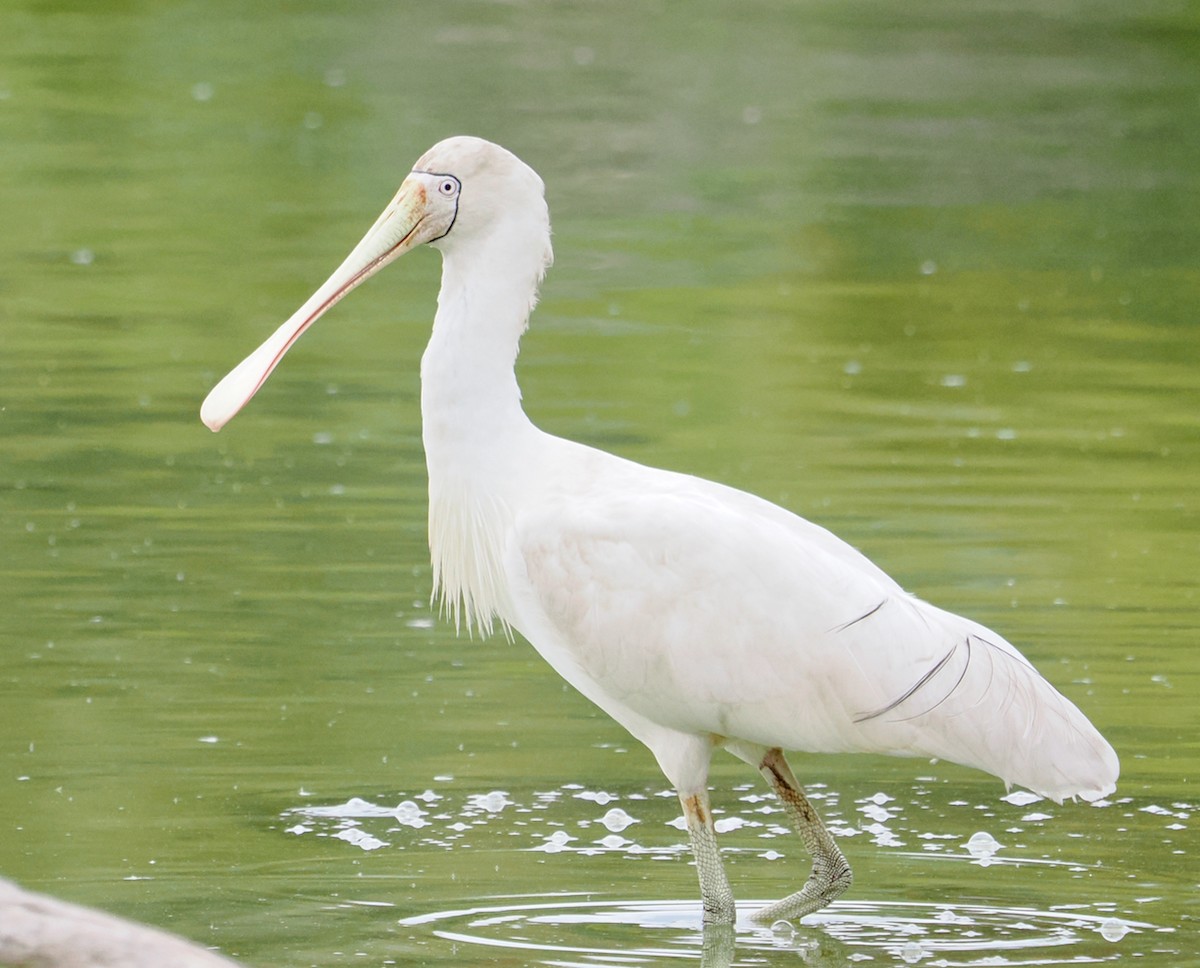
[398,895,1163,966]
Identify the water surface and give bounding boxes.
[1,2,1196,965]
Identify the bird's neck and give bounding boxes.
[419,229,545,468]
[419,223,550,636]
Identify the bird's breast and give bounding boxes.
[427,480,517,638]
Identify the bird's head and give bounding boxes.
[415,136,550,257]
[200,135,550,432]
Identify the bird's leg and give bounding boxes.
[752,747,852,924]
[679,788,736,925]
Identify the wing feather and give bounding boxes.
[510,451,1117,802]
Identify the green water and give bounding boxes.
[1,1,1196,965]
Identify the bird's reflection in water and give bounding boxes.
[700,914,854,968]
[700,923,737,968]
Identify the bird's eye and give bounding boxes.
[438,178,459,197]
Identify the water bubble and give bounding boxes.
[866,822,903,847]
[468,790,511,813]
[600,807,636,832]
[964,830,1002,865]
[934,907,973,924]
[1099,917,1130,942]
[532,830,575,853]
[575,789,617,804]
[333,827,388,851]
[860,803,892,823]
[714,816,749,833]
[394,800,430,827]
[301,797,391,818]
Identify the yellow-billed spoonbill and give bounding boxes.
[201,136,1118,925]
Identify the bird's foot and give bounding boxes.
[748,857,852,924]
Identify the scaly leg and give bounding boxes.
[752,747,852,923]
[679,787,736,925]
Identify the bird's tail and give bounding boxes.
[854,608,1118,803]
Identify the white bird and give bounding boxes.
[201,136,1119,925]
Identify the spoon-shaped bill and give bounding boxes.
[200,179,434,432]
